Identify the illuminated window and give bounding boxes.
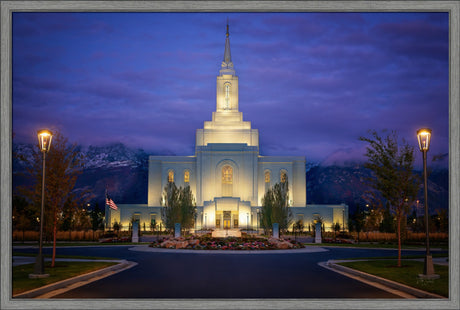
[264,171,270,183]
[224,83,231,110]
[222,165,233,196]
[222,166,233,184]
[184,170,190,183]
[168,170,174,183]
[280,170,287,183]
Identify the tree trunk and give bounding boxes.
[52,214,57,267]
[397,212,401,267]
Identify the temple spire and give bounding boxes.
[220,20,234,75]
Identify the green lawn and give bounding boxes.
[13,252,118,260]
[305,242,447,249]
[13,242,150,247]
[13,261,117,295]
[338,260,448,297]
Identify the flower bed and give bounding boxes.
[149,235,305,250]
[322,238,354,244]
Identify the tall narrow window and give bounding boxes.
[264,170,270,191]
[184,170,190,183]
[222,165,233,196]
[280,170,287,183]
[224,83,231,110]
[264,171,270,183]
[168,170,174,183]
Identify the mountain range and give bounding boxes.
[12,142,449,215]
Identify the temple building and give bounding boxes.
[106,25,348,233]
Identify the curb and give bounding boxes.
[128,244,329,254]
[13,260,137,298]
[323,260,446,299]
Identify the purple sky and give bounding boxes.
[12,12,449,166]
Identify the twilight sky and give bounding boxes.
[12,12,449,166]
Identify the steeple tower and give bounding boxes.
[195,22,259,148]
[220,21,235,76]
[216,21,238,112]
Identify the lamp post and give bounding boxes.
[416,128,439,279]
[256,209,259,234]
[247,213,249,231]
[30,129,52,278]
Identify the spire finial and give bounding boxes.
[226,18,229,37]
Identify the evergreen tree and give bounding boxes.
[12,195,33,242]
[161,181,196,233]
[260,179,292,235]
[352,204,366,243]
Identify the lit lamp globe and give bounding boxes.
[37,129,53,153]
[416,128,431,152]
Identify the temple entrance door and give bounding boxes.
[223,211,232,229]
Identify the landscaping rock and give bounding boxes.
[175,241,189,249]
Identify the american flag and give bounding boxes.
[106,193,118,210]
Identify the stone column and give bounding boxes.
[315,222,322,244]
[175,223,181,238]
[272,223,279,239]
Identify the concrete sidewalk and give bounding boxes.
[321,258,448,299]
[12,257,137,298]
[13,256,128,267]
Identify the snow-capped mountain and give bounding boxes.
[12,142,448,214]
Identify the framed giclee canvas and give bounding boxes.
[1,1,459,310]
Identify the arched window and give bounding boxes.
[184,170,190,183]
[264,170,270,191]
[222,166,233,184]
[264,171,270,183]
[222,165,233,196]
[168,170,174,183]
[280,170,287,183]
[224,83,231,110]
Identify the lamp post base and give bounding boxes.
[29,273,50,279]
[418,255,440,280]
[29,253,49,279]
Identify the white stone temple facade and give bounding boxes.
[106,25,348,233]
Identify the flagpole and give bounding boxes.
[105,185,109,231]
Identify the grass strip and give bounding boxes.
[13,261,117,295]
[13,242,150,247]
[13,252,116,260]
[305,242,445,249]
[337,260,448,297]
[340,253,448,260]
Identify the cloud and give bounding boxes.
[11,12,449,165]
